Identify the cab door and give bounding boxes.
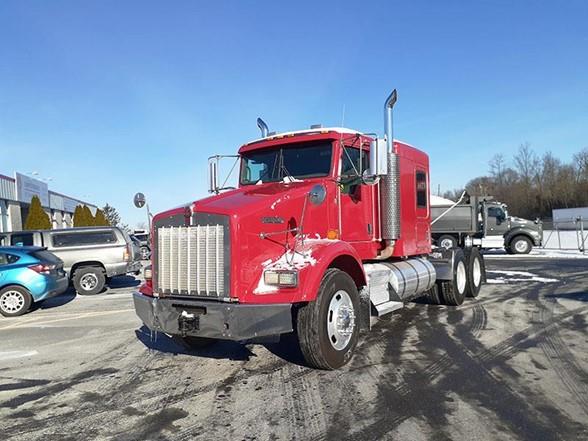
[485,204,508,236]
[339,144,373,243]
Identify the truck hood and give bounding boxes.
[509,216,542,231]
[192,180,317,217]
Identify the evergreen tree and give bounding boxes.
[102,203,121,227]
[94,209,110,226]
[83,205,95,226]
[24,195,52,230]
[73,205,85,227]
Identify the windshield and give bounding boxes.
[240,141,332,185]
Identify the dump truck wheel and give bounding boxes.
[510,235,532,254]
[439,248,468,306]
[438,234,458,249]
[464,247,485,298]
[297,268,360,370]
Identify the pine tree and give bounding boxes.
[102,203,121,227]
[83,205,95,226]
[94,209,110,226]
[24,195,52,230]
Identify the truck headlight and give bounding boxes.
[144,265,152,281]
[264,270,298,287]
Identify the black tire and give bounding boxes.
[423,284,443,305]
[73,266,106,295]
[0,286,33,317]
[464,247,485,298]
[438,248,468,306]
[509,235,532,254]
[173,335,216,349]
[437,234,458,249]
[297,268,360,370]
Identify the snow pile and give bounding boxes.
[486,270,559,284]
[253,245,318,294]
[430,195,455,206]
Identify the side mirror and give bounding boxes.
[133,192,146,208]
[368,139,388,177]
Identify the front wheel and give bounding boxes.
[437,234,458,249]
[140,247,150,260]
[297,268,360,370]
[510,236,532,254]
[0,286,33,317]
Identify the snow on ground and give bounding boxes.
[485,270,559,284]
[484,248,588,259]
[484,230,588,259]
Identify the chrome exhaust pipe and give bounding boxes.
[257,117,269,138]
[381,89,400,242]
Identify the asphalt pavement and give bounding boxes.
[1,258,587,441]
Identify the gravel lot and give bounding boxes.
[1,258,587,441]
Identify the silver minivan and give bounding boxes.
[0,227,142,295]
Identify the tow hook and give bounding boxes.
[178,310,200,337]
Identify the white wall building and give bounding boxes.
[0,172,97,233]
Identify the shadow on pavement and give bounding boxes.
[35,290,77,310]
[134,325,257,361]
[108,275,141,289]
[545,291,588,302]
[135,325,307,366]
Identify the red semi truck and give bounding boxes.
[133,90,486,369]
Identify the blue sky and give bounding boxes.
[1,0,587,226]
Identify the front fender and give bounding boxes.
[504,227,539,246]
[297,240,366,302]
[244,239,365,304]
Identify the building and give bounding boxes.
[0,172,97,233]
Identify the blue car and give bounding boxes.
[0,246,69,317]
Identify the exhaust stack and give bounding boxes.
[381,89,400,242]
[257,117,269,138]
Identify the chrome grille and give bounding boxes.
[157,225,226,297]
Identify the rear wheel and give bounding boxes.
[437,234,458,249]
[438,248,468,306]
[297,268,360,370]
[464,247,485,298]
[510,236,532,254]
[0,286,32,317]
[73,266,106,295]
[423,284,443,305]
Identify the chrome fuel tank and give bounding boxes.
[364,257,436,305]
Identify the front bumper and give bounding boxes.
[133,292,293,341]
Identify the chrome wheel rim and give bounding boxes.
[0,291,25,313]
[327,290,355,351]
[514,240,528,253]
[473,257,482,287]
[456,261,467,294]
[80,274,98,291]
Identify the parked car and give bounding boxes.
[0,246,69,316]
[0,227,142,295]
[132,230,151,260]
